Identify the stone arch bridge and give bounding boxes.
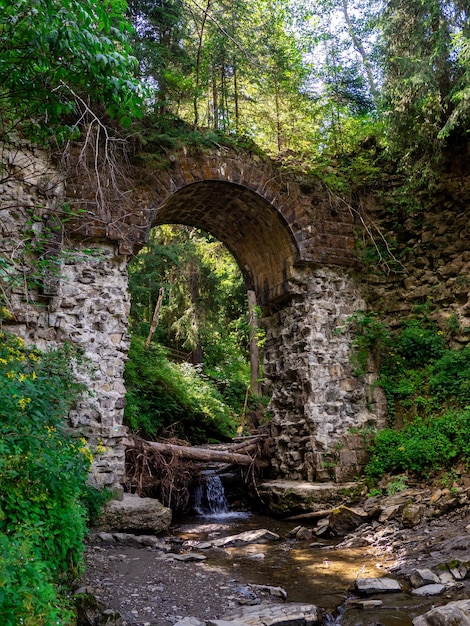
[1,144,385,489]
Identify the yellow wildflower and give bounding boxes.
[95,439,107,455]
[18,397,31,410]
[6,371,15,380]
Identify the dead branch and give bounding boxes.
[123,437,269,468]
[326,187,407,276]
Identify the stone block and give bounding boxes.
[97,493,172,534]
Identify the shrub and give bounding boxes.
[366,409,470,480]
[429,346,470,405]
[0,332,92,624]
[393,320,446,367]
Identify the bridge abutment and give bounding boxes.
[264,266,386,482]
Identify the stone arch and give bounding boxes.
[149,180,299,306]
[67,148,358,309]
[1,143,385,491]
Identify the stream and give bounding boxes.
[169,473,444,625]
[84,474,470,625]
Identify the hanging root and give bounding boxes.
[124,435,196,514]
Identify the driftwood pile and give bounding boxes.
[123,432,273,513]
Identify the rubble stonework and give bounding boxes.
[4,143,468,490]
[0,143,130,489]
[264,266,385,481]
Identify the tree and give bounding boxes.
[127,0,192,117]
[126,226,254,440]
[128,225,249,376]
[381,0,470,178]
[0,0,143,142]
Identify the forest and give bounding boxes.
[1,0,470,622]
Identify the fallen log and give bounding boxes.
[123,437,269,467]
[285,508,337,521]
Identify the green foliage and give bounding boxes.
[381,0,470,186]
[80,485,115,528]
[386,474,408,495]
[346,311,391,375]
[124,337,237,442]
[0,534,76,625]
[429,346,470,406]
[360,314,470,482]
[0,0,144,141]
[128,225,252,420]
[366,409,470,480]
[392,320,446,368]
[0,332,93,624]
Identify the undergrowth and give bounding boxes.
[124,336,238,443]
[0,332,106,625]
[348,313,470,483]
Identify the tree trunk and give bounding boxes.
[340,0,379,107]
[124,438,268,467]
[212,68,218,130]
[145,287,164,350]
[248,289,261,395]
[193,0,211,128]
[189,262,203,366]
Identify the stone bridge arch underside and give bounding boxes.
[2,145,386,490]
[139,164,386,484]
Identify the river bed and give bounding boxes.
[171,511,442,625]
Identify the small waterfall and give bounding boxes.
[193,471,229,516]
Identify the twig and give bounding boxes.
[327,188,407,275]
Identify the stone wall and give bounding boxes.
[4,142,468,490]
[359,176,470,343]
[264,266,386,482]
[0,143,129,490]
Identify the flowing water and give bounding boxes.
[172,475,452,625]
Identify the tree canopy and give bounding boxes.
[0,0,144,141]
[2,0,469,179]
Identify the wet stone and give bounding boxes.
[209,602,320,626]
[413,599,470,626]
[355,577,402,594]
[198,528,281,548]
[411,583,445,596]
[410,568,440,588]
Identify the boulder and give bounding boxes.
[326,506,367,536]
[410,568,440,588]
[449,562,469,580]
[402,502,424,528]
[413,599,470,626]
[411,584,445,596]
[287,525,314,541]
[97,493,172,533]
[91,531,168,549]
[355,577,402,594]
[75,592,125,626]
[199,528,280,548]
[348,599,383,609]
[250,584,288,599]
[378,505,402,523]
[257,480,363,517]
[170,553,207,562]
